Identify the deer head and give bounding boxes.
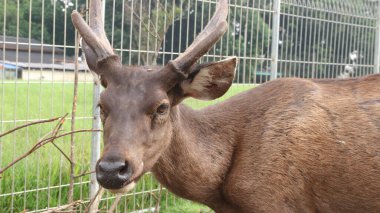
[71,0,236,193]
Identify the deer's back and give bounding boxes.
[217,74,380,212]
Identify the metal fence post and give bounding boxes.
[89,0,106,204]
[374,0,380,74]
[90,79,101,199]
[271,0,281,80]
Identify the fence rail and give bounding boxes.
[1,0,379,212]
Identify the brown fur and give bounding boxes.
[152,74,380,212]
[71,0,379,210]
[93,58,379,212]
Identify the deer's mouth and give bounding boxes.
[123,173,143,187]
[108,182,136,194]
[108,174,143,194]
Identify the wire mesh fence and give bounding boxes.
[0,0,379,212]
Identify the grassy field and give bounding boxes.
[0,81,254,212]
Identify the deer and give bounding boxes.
[72,0,380,212]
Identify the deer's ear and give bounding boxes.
[180,57,237,100]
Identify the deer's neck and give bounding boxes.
[152,104,238,206]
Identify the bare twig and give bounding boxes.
[52,113,68,133]
[42,200,84,213]
[107,194,123,213]
[68,23,81,207]
[47,114,73,164]
[154,185,163,213]
[74,170,95,179]
[50,141,74,165]
[149,190,159,202]
[125,3,162,42]
[38,129,101,146]
[0,116,61,138]
[40,129,101,145]
[85,187,105,213]
[0,129,101,175]
[39,130,61,144]
[0,116,66,175]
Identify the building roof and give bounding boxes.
[0,35,64,54]
[0,36,85,69]
[0,62,21,70]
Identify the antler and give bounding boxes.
[71,0,118,71]
[71,0,229,83]
[169,0,229,76]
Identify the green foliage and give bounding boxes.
[278,2,375,78]
[104,0,192,65]
[221,4,272,83]
[0,0,76,52]
[0,0,376,78]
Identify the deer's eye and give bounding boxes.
[156,103,169,115]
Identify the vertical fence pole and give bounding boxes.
[271,0,281,80]
[90,80,101,198]
[374,0,380,74]
[89,0,106,204]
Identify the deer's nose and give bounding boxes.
[96,157,132,189]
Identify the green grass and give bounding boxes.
[0,82,254,212]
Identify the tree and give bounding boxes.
[0,0,77,54]
[3,0,373,81]
[278,0,376,78]
[103,0,193,65]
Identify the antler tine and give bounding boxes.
[171,0,229,75]
[71,0,116,71]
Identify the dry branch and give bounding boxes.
[39,129,101,147]
[74,170,95,179]
[154,185,163,213]
[0,129,101,175]
[46,113,74,164]
[50,141,74,165]
[124,3,162,42]
[85,187,105,213]
[42,200,84,213]
[107,194,123,213]
[0,116,62,138]
[68,24,81,207]
[0,115,66,175]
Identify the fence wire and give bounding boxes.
[0,0,379,212]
